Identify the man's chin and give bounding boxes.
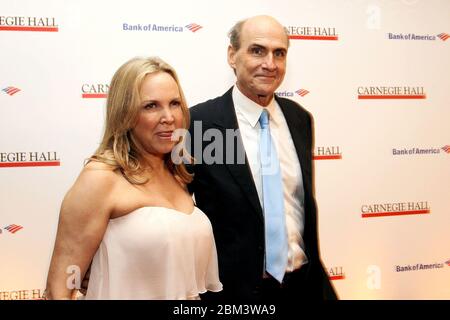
[254,82,279,93]
[255,88,277,97]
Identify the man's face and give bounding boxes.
[228,17,288,106]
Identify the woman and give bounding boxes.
[45,57,222,299]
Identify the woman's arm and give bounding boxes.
[45,164,117,299]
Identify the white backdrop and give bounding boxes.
[1,0,449,300]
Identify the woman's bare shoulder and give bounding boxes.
[62,161,122,210]
[83,159,117,172]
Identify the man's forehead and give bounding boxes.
[241,17,287,42]
[240,27,288,49]
[243,36,288,50]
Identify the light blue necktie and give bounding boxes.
[259,109,288,283]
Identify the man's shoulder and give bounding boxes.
[190,95,223,115]
[275,95,312,119]
[189,87,233,119]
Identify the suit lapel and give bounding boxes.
[207,91,309,221]
[212,88,264,221]
[276,96,310,184]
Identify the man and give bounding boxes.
[188,15,337,301]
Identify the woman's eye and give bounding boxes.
[144,103,157,109]
[171,100,181,107]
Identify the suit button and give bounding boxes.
[258,245,263,252]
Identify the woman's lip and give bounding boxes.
[156,131,174,138]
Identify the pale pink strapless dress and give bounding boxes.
[84,206,222,300]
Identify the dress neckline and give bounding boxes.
[111,206,198,221]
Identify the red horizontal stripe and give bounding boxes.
[190,25,202,31]
[0,161,60,167]
[358,95,426,99]
[289,35,338,40]
[82,93,107,98]
[9,226,22,233]
[362,209,430,218]
[313,155,342,160]
[0,26,58,32]
[329,275,345,280]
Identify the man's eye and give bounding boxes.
[251,47,263,55]
[274,50,286,57]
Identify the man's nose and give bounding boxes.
[262,53,276,71]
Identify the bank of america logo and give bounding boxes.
[437,33,449,41]
[296,89,309,97]
[442,145,450,153]
[4,224,23,234]
[185,23,202,32]
[2,86,21,96]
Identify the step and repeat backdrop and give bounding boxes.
[1,0,449,300]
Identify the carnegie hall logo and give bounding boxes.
[328,266,345,280]
[358,86,426,99]
[285,26,338,40]
[392,145,449,156]
[361,201,430,218]
[0,16,58,32]
[122,22,203,33]
[313,146,342,160]
[275,88,310,98]
[2,86,21,96]
[0,289,44,300]
[387,32,449,42]
[81,83,109,99]
[395,260,449,273]
[0,151,60,168]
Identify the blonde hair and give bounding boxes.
[90,56,192,185]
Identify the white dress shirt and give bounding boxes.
[232,86,308,272]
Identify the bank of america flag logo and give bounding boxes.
[4,224,23,234]
[437,33,449,41]
[442,145,450,153]
[2,86,21,96]
[185,23,202,32]
[296,89,310,97]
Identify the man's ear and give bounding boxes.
[227,45,236,69]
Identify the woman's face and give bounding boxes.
[132,71,184,157]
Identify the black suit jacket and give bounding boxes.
[188,87,337,300]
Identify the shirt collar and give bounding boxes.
[232,85,277,128]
